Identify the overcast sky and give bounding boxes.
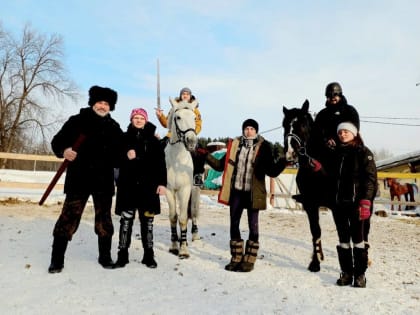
[3,0,420,155]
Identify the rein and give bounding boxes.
[285,132,314,166]
[285,133,308,157]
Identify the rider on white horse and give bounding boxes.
[164,98,198,258]
[155,87,204,241]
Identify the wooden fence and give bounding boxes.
[0,152,419,210]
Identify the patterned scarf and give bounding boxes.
[234,136,257,191]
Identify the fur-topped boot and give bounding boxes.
[238,240,259,272]
[336,245,353,286]
[225,239,244,271]
[353,247,368,288]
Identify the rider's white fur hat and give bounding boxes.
[337,122,358,137]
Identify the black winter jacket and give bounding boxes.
[51,107,123,195]
[115,122,167,215]
[332,144,378,206]
[309,96,359,164]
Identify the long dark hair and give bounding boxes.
[341,133,364,148]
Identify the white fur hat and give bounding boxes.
[337,122,358,137]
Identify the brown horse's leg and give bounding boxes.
[390,194,395,211]
[397,195,401,211]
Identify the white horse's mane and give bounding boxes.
[167,98,198,132]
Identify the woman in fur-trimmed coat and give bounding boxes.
[114,108,167,269]
[205,119,286,272]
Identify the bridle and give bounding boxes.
[284,116,313,165]
[169,107,196,147]
[285,132,310,160]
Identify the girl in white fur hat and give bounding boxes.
[330,121,378,288]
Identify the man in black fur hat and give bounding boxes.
[48,85,123,273]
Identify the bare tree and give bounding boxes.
[0,23,78,168]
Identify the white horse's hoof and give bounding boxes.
[179,242,190,259]
[169,241,179,256]
[192,232,201,241]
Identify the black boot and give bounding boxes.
[225,239,244,271]
[48,236,68,274]
[142,249,157,268]
[114,215,133,268]
[98,236,114,269]
[365,242,371,267]
[308,238,324,272]
[353,247,368,288]
[114,249,129,268]
[336,246,353,286]
[141,217,157,268]
[238,240,259,272]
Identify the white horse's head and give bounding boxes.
[168,98,198,151]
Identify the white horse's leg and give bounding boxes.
[166,189,179,255]
[190,186,201,241]
[178,186,191,259]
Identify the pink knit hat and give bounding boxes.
[130,108,148,122]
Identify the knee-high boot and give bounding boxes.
[239,240,259,272]
[225,239,244,271]
[114,216,133,268]
[48,236,68,274]
[141,217,157,268]
[353,247,368,288]
[336,245,353,286]
[98,236,114,269]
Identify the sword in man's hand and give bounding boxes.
[156,58,161,111]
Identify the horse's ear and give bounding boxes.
[169,97,178,108]
[302,99,309,112]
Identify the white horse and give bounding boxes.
[165,98,198,258]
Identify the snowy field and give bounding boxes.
[0,170,419,314]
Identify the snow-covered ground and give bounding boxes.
[0,170,419,314]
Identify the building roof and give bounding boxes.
[376,150,420,171]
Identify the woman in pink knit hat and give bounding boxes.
[114,108,167,268]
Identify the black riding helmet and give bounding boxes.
[325,82,342,98]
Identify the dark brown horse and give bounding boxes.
[385,178,418,211]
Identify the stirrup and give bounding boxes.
[193,174,203,186]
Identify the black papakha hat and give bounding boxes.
[242,118,259,133]
[88,85,118,111]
